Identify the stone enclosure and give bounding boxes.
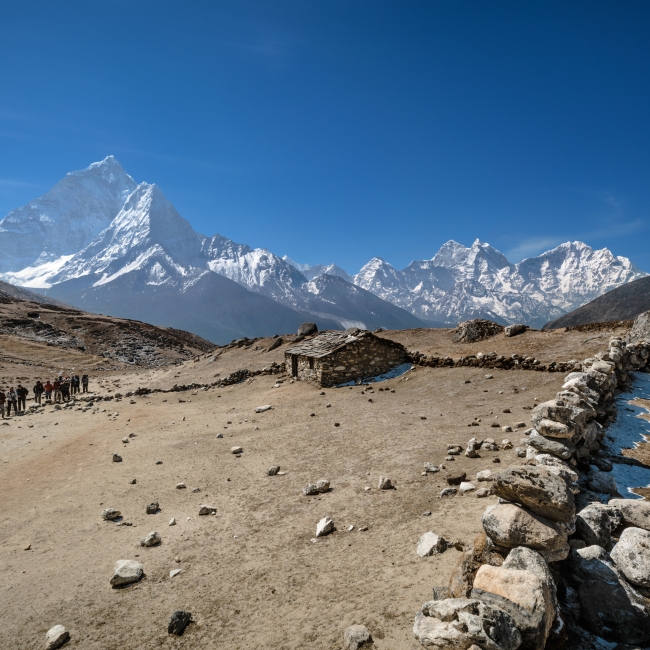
[285,329,408,387]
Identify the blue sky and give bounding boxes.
[1,1,649,273]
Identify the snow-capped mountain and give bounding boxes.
[0,157,645,339]
[0,156,136,274]
[0,158,420,341]
[353,239,647,327]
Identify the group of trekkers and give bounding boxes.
[0,374,89,418]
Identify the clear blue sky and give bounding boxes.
[1,1,649,273]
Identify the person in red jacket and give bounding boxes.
[44,380,53,401]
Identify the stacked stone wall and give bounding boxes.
[413,336,650,649]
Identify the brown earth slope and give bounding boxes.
[0,323,635,649]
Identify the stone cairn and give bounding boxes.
[413,336,650,649]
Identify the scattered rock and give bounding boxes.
[231,446,243,454]
[45,625,69,650]
[255,405,272,413]
[198,505,217,515]
[466,438,481,458]
[129,478,136,484]
[491,465,575,522]
[316,479,330,493]
[476,470,492,482]
[169,518,176,526]
[316,516,334,537]
[112,453,122,462]
[424,462,440,473]
[378,476,393,490]
[267,466,280,476]
[140,531,161,547]
[477,488,490,498]
[343,624,373,649]
[440,488,457,497]
[459,482,476,494]
[303,483,319,496]
[101,508,121,521]
[176,483,186,489]
[417,532,447,557]
[145,502,159,514]
[110,559,143,586]
[168,610,192,636]
[611,527,650,588]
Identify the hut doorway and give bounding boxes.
[291,354,298,377]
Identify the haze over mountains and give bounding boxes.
[0,157,645,341]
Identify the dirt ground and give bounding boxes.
[0,324,634,649]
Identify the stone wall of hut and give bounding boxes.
[319,337,407,386]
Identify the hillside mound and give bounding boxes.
[543,276,650,330]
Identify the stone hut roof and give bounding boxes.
[285,330,403,359]
[285,331,363,358]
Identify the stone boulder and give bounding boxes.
[417,532,447,557]
[452,319,504,344]
[168,610,192,635]
[45,625,69,650]
[531,399,593,435]
[526,432,574,460]
[504,324,526,337]
[575,503,623,550]
[267,337,283,351]
[565,545,650,645]
[110,559,143,586]
[316,516,334,537]
[491,466,575,523]
[413,598,521,650]
[482,504,569,562]
[140,531,162,547]
[101,508,121,521]
[531,419,572,440]
[472,554,555,650]
[344,624,373,649]
[609,498,650,532]
[378,476,393,490]
[587,469,620,496]
[298,322,318,336]
[611,527,650,588]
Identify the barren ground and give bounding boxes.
[0,324,635,649]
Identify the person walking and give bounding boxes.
[0,389,5,419]
[44,380,53,401]
[33,380,44,405]
[61,377,70,402]
[6,387,17,417]
[82,374,89,393]
[16,384,28,413]
[53,379,62,403]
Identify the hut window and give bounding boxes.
[309,358,314,369]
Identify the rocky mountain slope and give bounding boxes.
[543,276,650,329]
[0,157,644,338]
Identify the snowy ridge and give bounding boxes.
[0,156,645,335]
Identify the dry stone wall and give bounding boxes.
[413,336,650,649]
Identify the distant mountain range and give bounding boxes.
[0,156,645,341]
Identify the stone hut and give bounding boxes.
[285,329,408,387]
